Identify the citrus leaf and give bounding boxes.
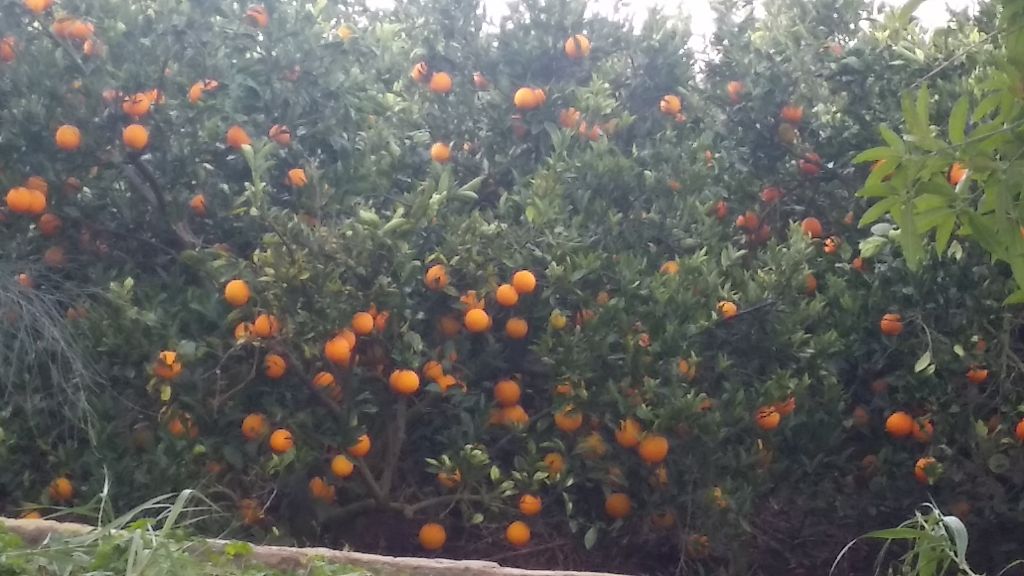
[948,96,968,145]
[914,350,932,373]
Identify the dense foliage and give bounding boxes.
[1,0,1022,573]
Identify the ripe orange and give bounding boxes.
[428,72,453,94]
[1015,419,1024,442]
[347,434,371,458]
[422,361,444,382]
[851,257,865,272]
[914,456,937,485]
[424,264,448,290]
[189,194,207,217]
[241,413,268,440]
[659,94,682,116]
[324,336,352,366]
[885,411,914,438]
[755,406,780,431]
[580,432,608,459]
[418,522,446,551]
[823,235,840,254]
[244,5,269,28]
[268,428,293,453]
[48,477,73,503]
[122,124,149,151]
[615,418,642,448]
[464,308,491,333]
[505,521,531,547]
[511,270,537,295]
[153,350,183,380]
[966,366,989,385]
[472,72,490,90]
[513,87,541,111]
[912,419,934,444]
[638,434,669,464]
[800,217,823,238]
[717,300,738,319]
[760,186,781,204]
[268,124,291,146]
[500,404,529,427]
[23,0,53,13]
[780,105,804,124]
[410,61,430,83]
[312,371,335,390]
[224,279,251,307]
[437,469,461,488]
[264,353,286,379]
[659,260,680,276]
[226,125,251,150]
[651,510,676,529]
[388,369,420,395]
[495,283,519,307]
[42,246,66,268]
[564,34,591,59]
[554,405,583,433]
[331,454,355,478]
[493,379,521,407]
[543,452,565,475]
[351,312,374,336]
[252,314,280,338]
[505,317,528,339]
[308,476,335,503]
[948,162,967,186]
[428,142,452,164]
[804,274,818,295]
[518,494,542,516]
[286,168,307,188]
[0,37,16,63]
[604,492,632,519]
[880,313,903,336]
[727,80,743,104]
[122,93,152,118]
[55,125,81,151]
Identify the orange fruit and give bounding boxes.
[308,476,335,503]
[851,257,864,272]
[224,279,251,307]
[464,308,491,333]
[268,124,291,146]
[564,34,591,59]
[424,264,448,290]
[122,124,149,151]
[823,235,840,254]
[880,313,903,336]
[324,336,352,366]
[727,80,743,104]
[660,260,680,275]
[330,455,355,478]
[615,418,642,448]
[418,522,446,551]
[851,405,870,428]
[422,360,445,382]
[472,72,490,90]
[437,469,461,488]
[948,162,967,186]
[189,194,207,217]
[347,434,371,458]
[268,428,294,453]
[760,186,781,204]
[543,452,565,475]
[579,432,607,459]
[428,71,453,94]
[651,510,676,529]
[241,413,268,440]
[505,317,528,339]
[312,371,335,390]
[48,477,73,503]
[351,311,374,336]
[226,125,251,150]
[286,168,307,188]
[912,419,934,444]
[252,314,280,338]
[804,274,818,295]
[966,366,989,384]
[800,217,823,238]
[153,350,183,380]
[638,434,669,464]
[122,93,152,118]
[411,61,430,83]
[42,246,66,268]
[263,353,286,379]
[686,535,711,559]
[717,300,738,319]
[36,212,61,236]
[1015,419,1024,442]
[436,374,459,393]
[885,411,914,438]
[427,141,452,164]
[495,284,519,307]
[511,270,537,295]
[0,37,16,63]
[604,492,632,519]
[505,521,531,547]
[388,369,420,395]
[554,405,583,433]
[659,95,682,116]
[518,494,542,516]
[755,406,780,431]
[244,5,269,28]
[55,125,81,151]
[493,379,521,407]
[780,105,804,124]
[500,404,529,427]
[548,310,567,330]
[914,456,937,485]
[513,87,540,111]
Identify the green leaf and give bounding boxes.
[988,453,1010,474]
[879,125,905,153]
[864,527,927,540]
[896,202,925,270]
[859,196,899,227]
[935,215,955,255]
[898,0,926,24]
[1004,290,1024,305]
[859,236,889,259]
[948,96,968,145]
[852,147,895,164]
[914,350,932,373]
[916,85,931,130]
[583,525,599,550]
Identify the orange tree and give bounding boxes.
[1,0,1021,573]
